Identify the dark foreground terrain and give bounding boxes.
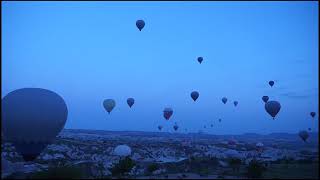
[2,129,319,179]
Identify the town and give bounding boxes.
[2,129,318,179]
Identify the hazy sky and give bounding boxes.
[2,1,318,134]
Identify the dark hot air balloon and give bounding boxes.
[222,97,227,104]
[103,99,116,114]
[136,20,145,31]
[191,91,199,102]
[173,124,179,131]
[262,96,269,103]
[127,98,135,108]
[197,57,203,64]
[163,108,173,120]
[269,81,274,87]
[2,88,68,161]
[310,112,316,118]
[265,101,281,119]
[234,101,238,107]
[158,125,163,131]
[264,101,281,119]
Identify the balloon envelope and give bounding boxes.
[262,96,269,103]
[222,97,227,104]
[127,98,135,108]
[191,91,199,101]
[158,125,163,131]
[269,81,274,87]
[103,99,116,114]
[136,20,145,31]
[163,108,173,120]
[114,145,132,157]
[2,88,68,161]
[310,112,316,118]
[197,57,203,64]
[256,142,264,153]
[233,101,238,107]
[256,142,264,148]
[173,124,179,131]
[265,101,281,119]
[298,131,309,142]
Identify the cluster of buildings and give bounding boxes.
[2,130,318,178]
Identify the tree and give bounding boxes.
[147,163,160,174]
[246,159,266,179]
[30,166,84,179]
[229,158,242,172]
[111,156,135,177]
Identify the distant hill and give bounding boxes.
[61,129,318,142]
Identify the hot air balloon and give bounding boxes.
[103,99,116,114]
[191,91,199,102]
[197,57,203,64]
[210,124,213,128]
[310,112,316,118]
[2,88,68,161]
[265,101,281,119]
[173,124,179,131]
[256,142,264,148]
[256,142,264,154]
[262,96,269,103]
[158,125,163,131]
[222,97,227,104]
[163,108,173,120]
[308,128,312,131]
[219,119,222,122]
[114,145,132,157]
[298,131,309,142]
[136,20,145,31]
[127,98,135,108]
[233,101,238,107]
[269,81,274,87]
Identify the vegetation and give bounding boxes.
[189,156,219,176]
[246,159,266,179]
[111,156,135,177]
[228,158,242,172]
[263,163,319,179]
[147,163,160,173]
[199,167,209,177]
[30,166,84,179]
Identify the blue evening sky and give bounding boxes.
[2,1,318,134]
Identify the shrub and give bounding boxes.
[147,163,160,173]
[30,166,84,179]
[111,156,135,177]
[246,159,266,179]
[229,158,242,172]
[199,167,209,176]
